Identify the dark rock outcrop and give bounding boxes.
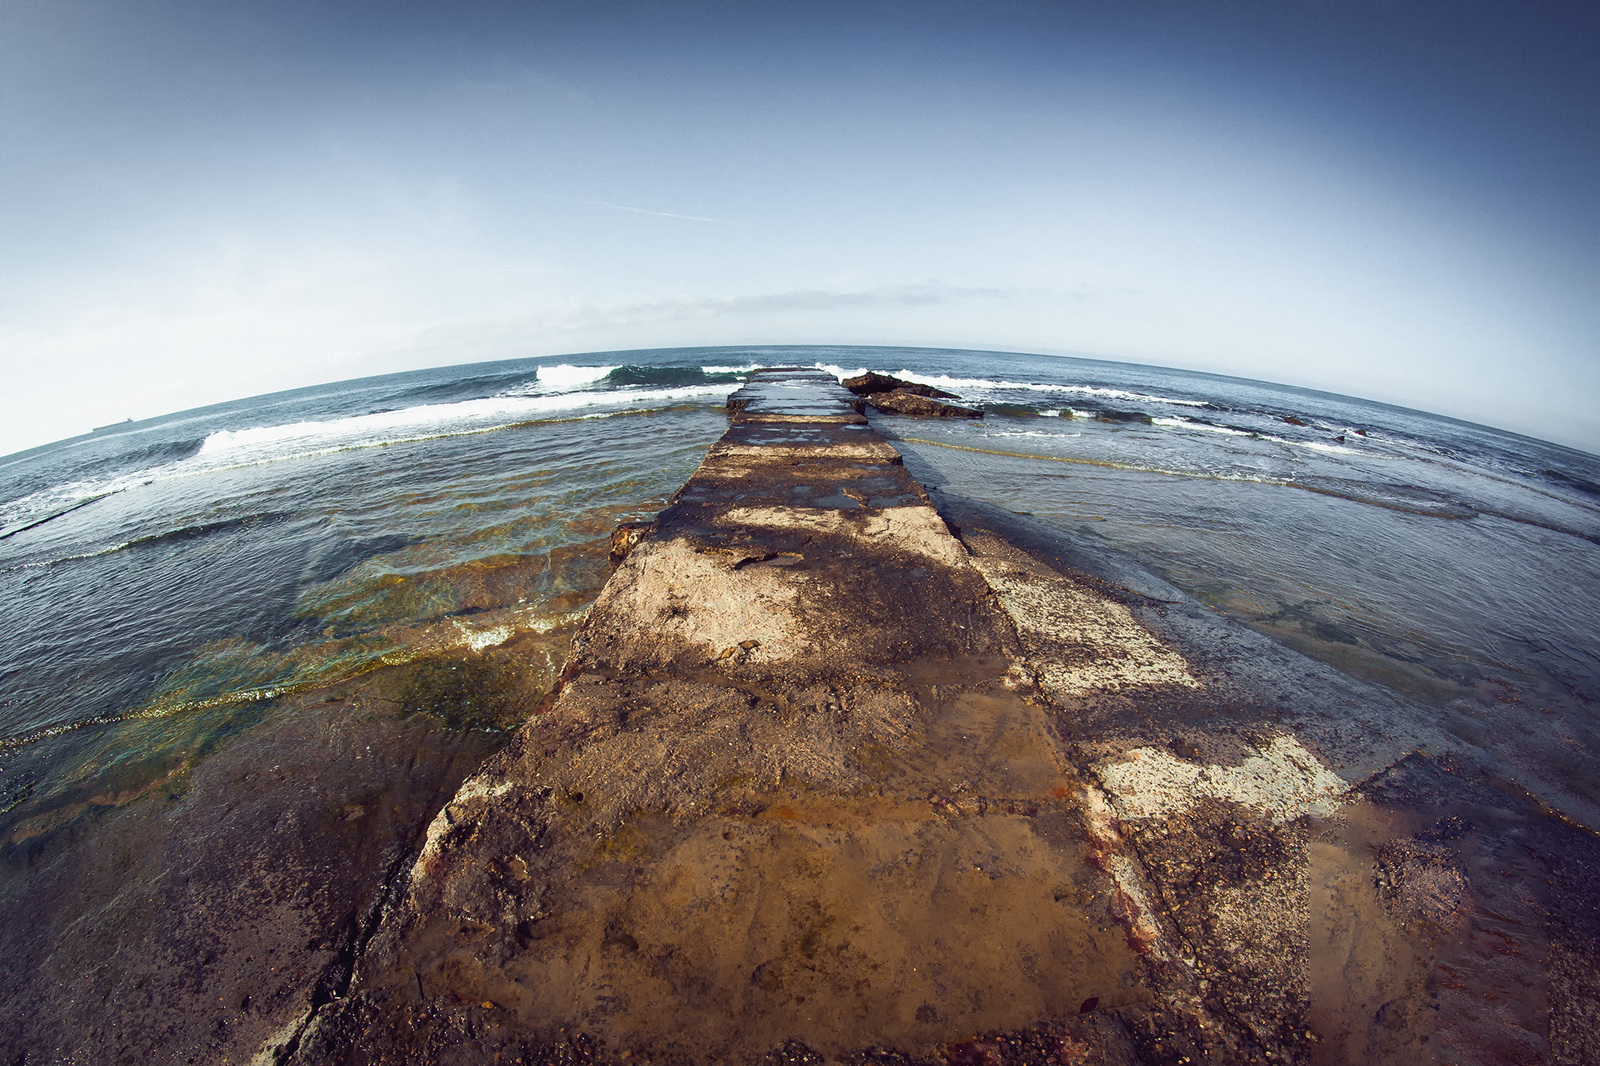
[841,371,957,398]
[841,372,981,418]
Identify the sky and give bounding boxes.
[1,0,1597,455]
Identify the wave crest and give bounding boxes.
[0,384,737,538]
[887,371,1208,408]
[535,364,619,392]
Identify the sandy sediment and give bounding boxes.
[281,370,1600,1065]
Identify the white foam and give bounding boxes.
[813,362,868,380]
[196,385,731,464]
[0,384,735,533]
[453,620,516,653]
[986,429,1079,440]
[1153,416,1252,437]
[534,363,618,392]
[449,603,584,654]
[1257,433,1358,455]
[701,363,763,374]
[1,541,132,572]
[1153,416,1362,454]
[889,371,1208,408]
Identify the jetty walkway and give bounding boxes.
[288,370,1600,1065]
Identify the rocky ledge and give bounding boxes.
[843,372,983,419]
[278,370,1598,1066]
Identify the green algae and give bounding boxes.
[398,653,544,732]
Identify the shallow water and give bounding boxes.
[867,354,1600,825]
[1,389,729,834]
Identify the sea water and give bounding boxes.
[1,343,1597,870]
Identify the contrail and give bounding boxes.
[586,200,737,225]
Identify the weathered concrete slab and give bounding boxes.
[286,371,1157,1062]
[283,370,1600,1065]
[725,369,868,424]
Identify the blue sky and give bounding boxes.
[2,0,1597,454]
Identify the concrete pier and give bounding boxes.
[287,370,1600,1065]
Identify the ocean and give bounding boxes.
[1,345,1598,1058]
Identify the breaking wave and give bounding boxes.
[535,364,619,392]
[195,384,735,464]
[0,383,738,538]
[886,371,1209,408]
[1151,416,1252,437]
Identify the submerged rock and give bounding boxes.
[0,671,505,1066]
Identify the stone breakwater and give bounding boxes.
[284,370,1600,1065]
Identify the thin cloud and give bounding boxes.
[384,282,1021,371]
[586,201,738,225]
[528,282,1012,332]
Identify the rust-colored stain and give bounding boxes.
[1435,963,1468,991]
